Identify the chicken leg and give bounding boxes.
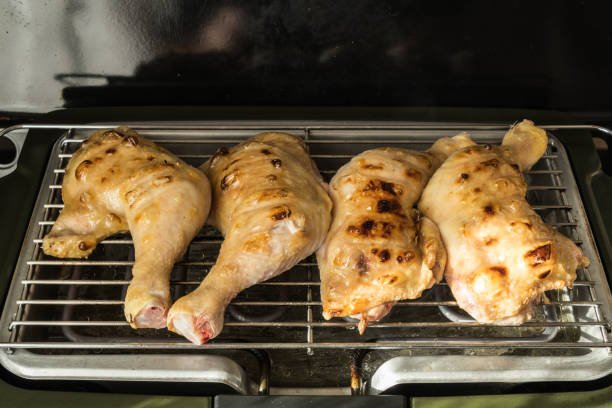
[42,127,211,329]
[316,142,469,333]
[167,132,332,344]
[418,120,589,324]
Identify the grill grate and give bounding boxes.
[1,123,611,354]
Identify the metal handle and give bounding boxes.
[0,128,28,179]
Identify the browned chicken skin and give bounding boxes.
[42,127,211,329]
[419,120,589,324]
[167,132,332,344]
[317,146,453,333]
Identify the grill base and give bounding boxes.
[1,122,611,394]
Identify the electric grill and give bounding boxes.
[0,121,610,397]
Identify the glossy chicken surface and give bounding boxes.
[167,132,332,344]
[317,147,451,333]
[419,120,589,324]
[42,127,211,329]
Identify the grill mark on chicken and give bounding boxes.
[271,205,292,221]
[538,270,551,279]
[490,266,507,276]
[347,220,395,238]
[526,243,552,265]
[377,249,390,262]
[396,250,415,263]
[363,179,399,196]
[356,253,369,275]
[377,199,401,214]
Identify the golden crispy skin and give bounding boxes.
[42,127,211,329]
[316,147,448,333]
[167,132,332,344]
[418,120,588,324]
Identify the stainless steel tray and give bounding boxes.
[0,121,610,395]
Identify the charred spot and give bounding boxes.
[356,253,368,276]
[387,276,398,284]
[378,249,390,262]
[527,243,552,265]
[397,251,415,264]
[100,177,107,184]
[363,180,398,196]
[484,205,495,215]
[78,241,90,251]
[490,266,507,276]
[460,173,469,180]
[381,222,394,237]
[105,148,116,155]
[124,135,139,146]
[371,248,379,254]
[538,270,552,279]
[480,158,499,168]
[261,149,272,155]
[271,159,282,168]
[485,237,498,246]
[147,156,155,161]
[473,187,481,193]
[377,199,401,214]
[380,181,396,195]
[266,174,277,182]
[75,159,93,180]
[511,163,520,171]
[272,206,291,221]
[362,220,375,232]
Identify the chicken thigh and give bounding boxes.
[316,142,469,333]
[42,127,211,329]
[419,120,589,324]
[167,132,332,344]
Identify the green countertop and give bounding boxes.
[413,385,612,408]
[2,381,210,408]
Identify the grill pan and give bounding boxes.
[0,122,610,395]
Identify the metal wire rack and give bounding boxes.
[0,122,611,354]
